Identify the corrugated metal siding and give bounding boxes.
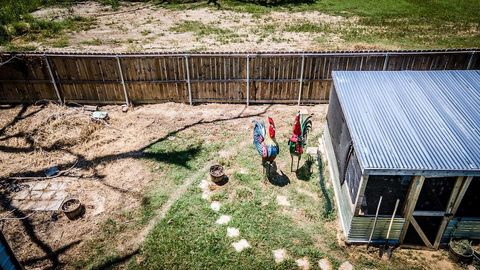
[442,218,480,242]
[332,70,480,176]
[348,217,405,243]
[323,124,354,236]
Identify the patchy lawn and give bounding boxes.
[0,103,463,269]
[1,0,479,52]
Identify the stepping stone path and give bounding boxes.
[198,179,212,200]
[210,201,221,212]
[216,215,231,225]
[276,195,291,206]
[318,258,332,270]
[295,257,310,270]
[200,174,251,253]
[227,227,240,238]
[272,249,287,264]
[232,239,251,252]
[339,261,353,270]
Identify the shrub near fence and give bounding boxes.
[0,50,478,105]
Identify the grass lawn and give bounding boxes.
[166,0,480,49]
[69,105,447,270]
[1,0,479,50]
[133,111,345,269]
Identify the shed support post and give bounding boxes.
[184,55,193,106]
[246,55,250,106]
[433,176,465,248]
[467,52,475,70]
[116,56,129,106]
[44,55,62,104]
[436,176,473,242]
[354,174,369,216]
[298,54,305,106]
[399,176,425,245]
[383,53,390,71]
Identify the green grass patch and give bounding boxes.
[169,20,243,44]
[284,22,331,33]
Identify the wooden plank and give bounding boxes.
[399,176,425,244]
[354,174,368,216]
[410,216,434,248]
[433,176,464,248]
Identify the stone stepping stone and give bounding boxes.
[318,258,332,270]
[227,227,240,238]
[295,257,310,270]
[272,249,287,264]
[198,179,211,200]
[339,261,353,270]
[215,215,231,225]
[210,201,221,212]
[276,195,291,207]
[232,239,250,252]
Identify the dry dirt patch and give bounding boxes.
[0,102,313,268]
[23,1,379,52]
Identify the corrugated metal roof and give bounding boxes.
[332,70,480,176]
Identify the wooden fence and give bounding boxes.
[0,50,478,105]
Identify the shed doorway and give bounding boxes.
[402,177,465,249]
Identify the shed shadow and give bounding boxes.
[317,153,334,218]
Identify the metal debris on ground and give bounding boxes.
[91,111,108,120]
[84,105,98,112]
[45,166,60,177]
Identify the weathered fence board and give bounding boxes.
[0,50,478,105]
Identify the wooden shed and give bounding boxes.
[324,70,480,249]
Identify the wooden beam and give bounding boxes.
[399,176,425,244]
[433,176,464,248]
[354,174,369,216]
[410,216,434,248]
[451,176,473,214]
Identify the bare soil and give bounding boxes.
[24,1,383,52]
[0,102,320,268]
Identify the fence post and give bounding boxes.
[184,55,193,106]
[246,55,250,106]
[467,52,475,70]
[44,54,62,104]
[383,53,390,71]
[298,54,305,106]
[116,56,129,106]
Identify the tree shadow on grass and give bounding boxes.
[90,249,140,270]
[143,145,203,169]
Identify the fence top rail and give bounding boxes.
[0,49,478,58]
